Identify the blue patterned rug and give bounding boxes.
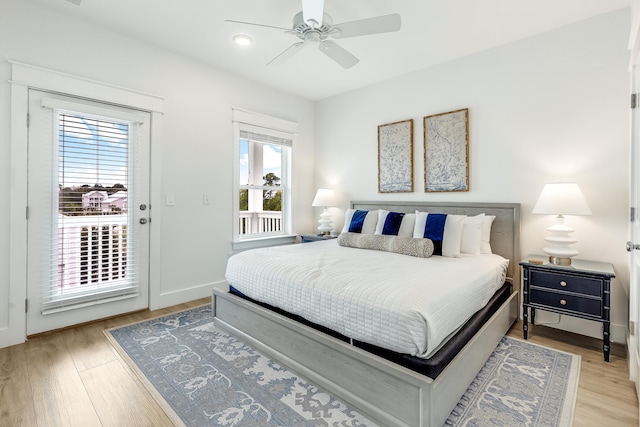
[105,305,579,426]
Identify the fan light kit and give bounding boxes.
[226,0,401,69]
[233,35,253,46]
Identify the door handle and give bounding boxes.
[139,218,148,225]
[626,241,640,252]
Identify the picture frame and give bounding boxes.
[378,119,414,193]
[424,108,469,192]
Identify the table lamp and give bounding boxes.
[311,188,336,235]
[532,182,592,265]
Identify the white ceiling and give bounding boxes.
[25,0,630,101]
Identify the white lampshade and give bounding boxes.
[532,182,591,265]
[312,188,336,207]
[532,182,592,216]
[312,188,336,235]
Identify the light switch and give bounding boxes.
[166,192,175,206]
[203,194,210,205]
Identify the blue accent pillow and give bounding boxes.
[423,213,447,256]
[348,210,369,233]
[381,212,405,235]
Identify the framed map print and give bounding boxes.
[378,119,414,193]
[424,108,469,192]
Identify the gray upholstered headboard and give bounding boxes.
[351,201,521,288]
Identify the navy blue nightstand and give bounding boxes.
[520,255,615,361]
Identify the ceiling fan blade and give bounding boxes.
[224,19,290,31]
[302,0,324,28]
[331,13,401,39]
[267,42,306,66]
[319,40,359,69]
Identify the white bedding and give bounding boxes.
[225,239,509,358]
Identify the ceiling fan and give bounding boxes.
[225,0,401,69]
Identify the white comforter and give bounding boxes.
[225,239,509,358]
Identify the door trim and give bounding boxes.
[3,61,164,347]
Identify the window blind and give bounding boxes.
[240,128,293,148]
[39,108,141,313]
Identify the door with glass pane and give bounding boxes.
[26,90,150,335]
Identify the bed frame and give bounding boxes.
[213,201,520,426]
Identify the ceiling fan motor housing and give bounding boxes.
[292,11,335,41]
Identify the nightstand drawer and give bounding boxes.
[530,287,602,317]
[530,270,602,297]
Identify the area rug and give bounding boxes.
[105,305,580,426]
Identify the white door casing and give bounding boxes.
[629,67,640,399]
[629,0,640,402]
[2,61,163,347]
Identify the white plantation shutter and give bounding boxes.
[37,98,145,313]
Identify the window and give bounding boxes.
[232,109,297,243]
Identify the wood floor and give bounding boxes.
[0,298,638,426]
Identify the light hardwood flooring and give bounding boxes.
[0,299,638,426]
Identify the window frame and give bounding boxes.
[232,109,297,249]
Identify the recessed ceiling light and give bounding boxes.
[233,35,253,47]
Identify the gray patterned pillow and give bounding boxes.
[337,232,434,258]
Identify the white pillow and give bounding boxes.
[442,216,465,257]
[480,215,496,254]
[461,214,485,255]
[398,213,417,238]
[341,209,379,234]
[375,210,416,238]
[413,211,466,257]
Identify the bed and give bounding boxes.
[213,201,520,426]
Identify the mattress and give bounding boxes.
[229,281,512,378]
[225,239,509,358]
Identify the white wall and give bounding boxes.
[315,9,631,342]
[0,0,631,346]
[0,0,315,346]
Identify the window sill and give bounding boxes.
[232,234,297,252]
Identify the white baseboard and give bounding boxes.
[149,280,225,310]
[0,326,26,349]
[612,322,628,344]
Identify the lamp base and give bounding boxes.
[548,256,572,266]
[316,208,333,236]
[542,215,579,267]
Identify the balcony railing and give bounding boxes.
[239,211,282,235]
[57,214,128,290]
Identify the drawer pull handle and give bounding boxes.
[560,299,567,306]
[560,281,567,287]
